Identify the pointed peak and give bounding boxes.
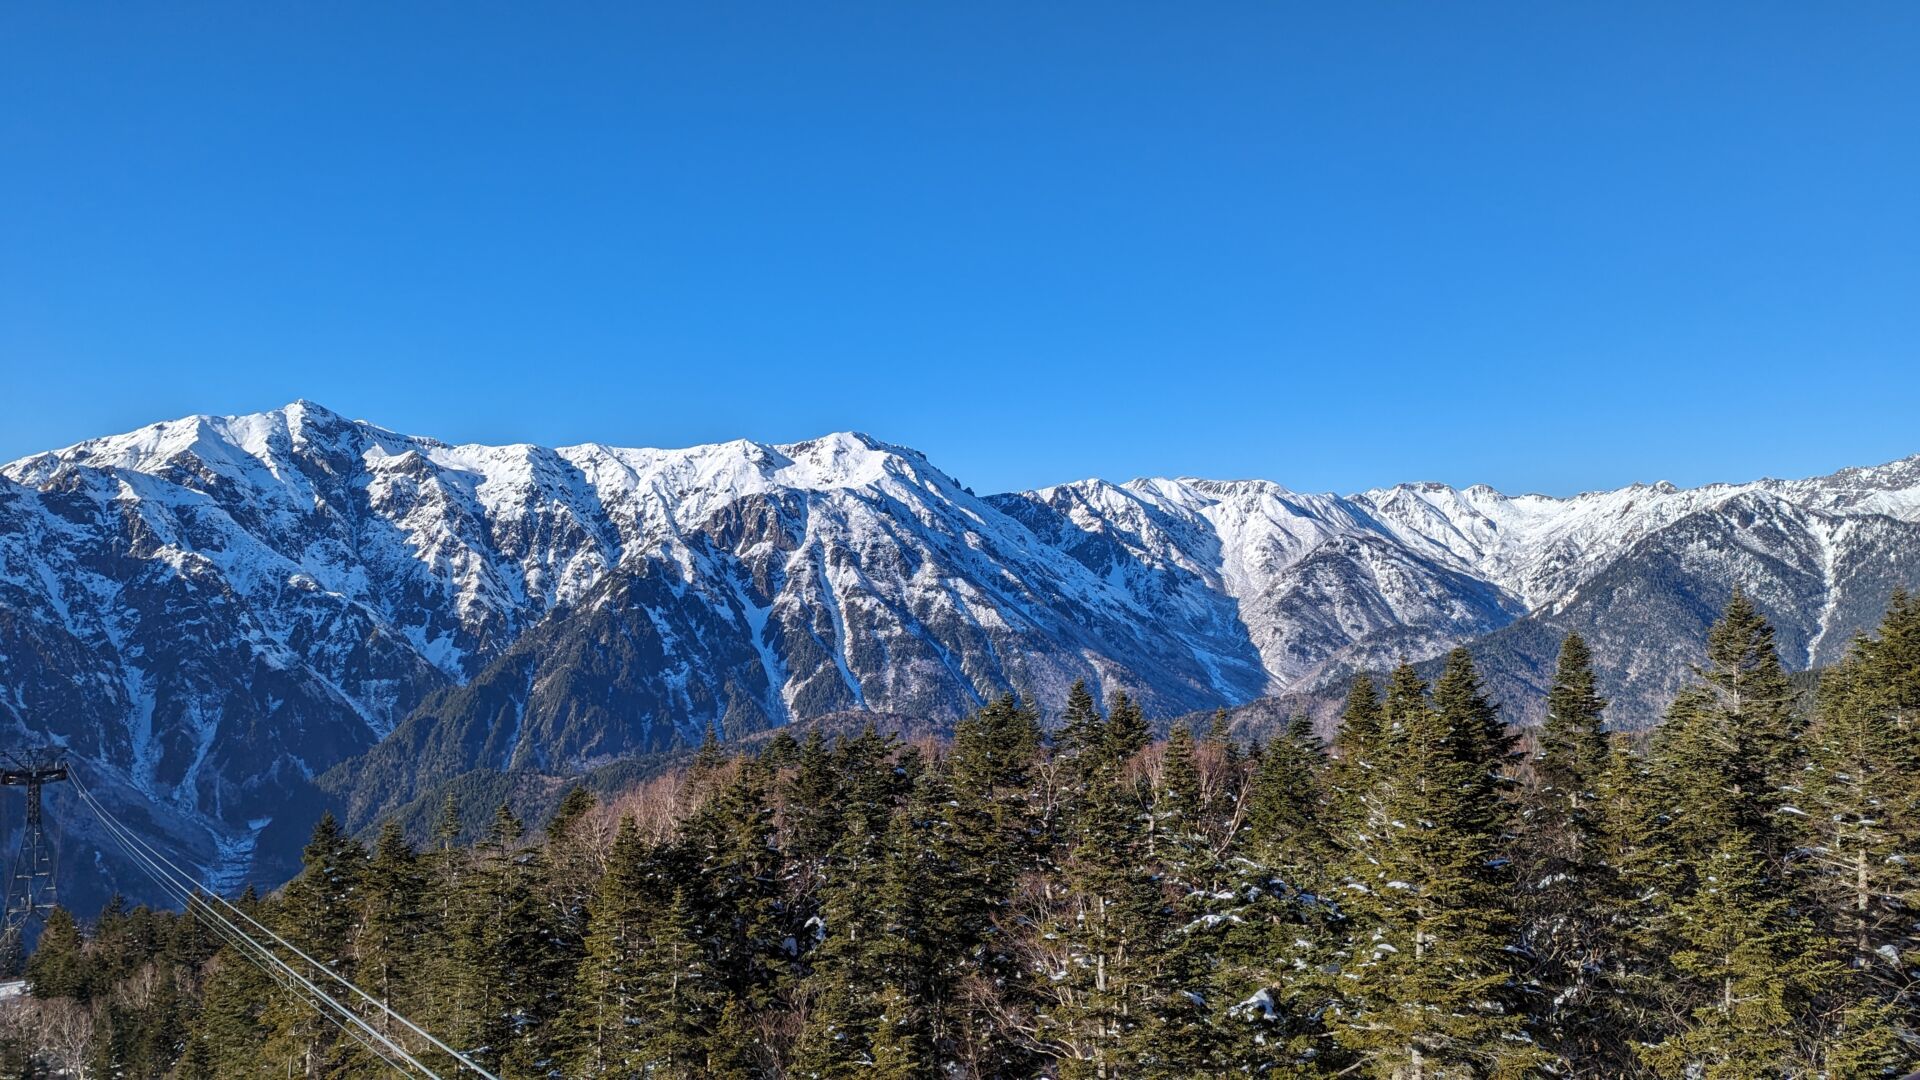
[281,397,340,418]
[773,430,914,460]
[766,430,953,492]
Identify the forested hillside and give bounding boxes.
[6,592,1917,1078]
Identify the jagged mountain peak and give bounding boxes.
[6,405,1920,910]
[7,404,952,503]
[2,399,405,487]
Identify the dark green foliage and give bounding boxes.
[1330,662,1544,1078]
[24,907,87,1000]
[22,594,1919,1077]
[1537,633,1609,801]
[760,727,802,768]
[1055,678,1104,762]
[1636,831,1840,1078]
[260,812,366,1075]
[1802,595,1920,971]
[545,784,596,842]
[1327,673,1384,848]
[357,820,427,1040]
[1515,634,1631,1073]
[1103,689,1151,765]
[1244,714,1331,888]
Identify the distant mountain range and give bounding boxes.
[5,400,1918,906]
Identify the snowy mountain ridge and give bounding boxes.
[4,401,1919,904]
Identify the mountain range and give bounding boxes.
[4,400,1919,908]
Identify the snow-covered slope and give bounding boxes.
[4,401,1919,902]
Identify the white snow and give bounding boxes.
[5,400,1919,871]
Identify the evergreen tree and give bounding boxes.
[1656,592,1804,864]
[761,727,802,768]
[1103,690,1151,767]
[1433,646,1516,788]
[426,801,564,1075]
[1637,831,1840,1079]
[835,721,904,835]
[24,907,88,1000]
[546,785,596,843]
[435,790,464,851]
[1145,723,1239,1076]
[1796,599,1920,1059]
[792,806,892,1077]
[683,756,788,1041]
[644,886,733,1076]
[568,816,666,1074]
[189,936,274,1077]
[1331,662,1543,1078]
[1629,595,1852,1076]
[1516,634,1628,1073]
[543,786,603,989]
[1056,678,1105,764]
[1154,724,1203,867]
[944,694,1049,1075]
[1536,634,1609,811]
[867,984,935,1079]
[1328,674,1385,851]
[881,765,974,1072]
[1034,726,1167,1078]
[694,721,728,776]
[259,813,365,1078]
[1204,707,1237,759]
[1244,713,1332,889]
[1195,772,1340,1080]
[1804,650,1917,963]
[706,997,764,1077]
[788,728,840,871]
[1700,590,1803,779]
[357,820,426,1042]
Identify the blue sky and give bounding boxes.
[3,5,1917,496]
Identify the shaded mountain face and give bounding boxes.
[4,400,1919,903]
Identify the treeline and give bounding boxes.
[6,592,1918,1078]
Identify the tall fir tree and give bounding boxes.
[1796,597,1920,1059]
[1655,591,1805,865]
[682,754,788,1067]
[1699,590,1803,779]
[24,907,87,1000]
[1328,673,1386,855]
[356,820,427,1043]
[567,815,660,1075]
[259,813,365,1078]
[1033,719,1168,1078]
[945,694,1050,1076]
[1244,711,1333,890]
[1103,690,1152,768]
[1636,831,1840,1079]
[1057,678,1105,765]
[1332,662,1542,1078]
[1515,634,1630,1074]
[635,887,734,1077]
[792,805,893,1078]
[1433,646,1517,790]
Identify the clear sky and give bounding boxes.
[3,5,1917,497]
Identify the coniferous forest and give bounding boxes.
[6,592,1918,1079]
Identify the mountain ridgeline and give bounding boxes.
[3,401,1920,907]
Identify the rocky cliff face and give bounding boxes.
[4,401,1917,903]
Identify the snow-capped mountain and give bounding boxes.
[4,401,1919,904]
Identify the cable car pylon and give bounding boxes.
[0,748,69,973]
